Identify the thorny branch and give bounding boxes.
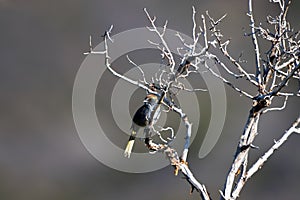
[85,9,210,199]
[144,8,176,72]
[206,11,260,88]
[146,105,211,200]
[84,0,299,199]
[231,115,300,199]
[216,0,300,199]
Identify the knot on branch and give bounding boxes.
[251,95,271,116]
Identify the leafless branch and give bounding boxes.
[205,53,246,79]
[270,63,300,96]
[172,83,208,93]
[83,35,106,55]
[230,115,300,199]
[99,26,158,93]
[85,1,299,199]
[144,103,211,200]
[221,0,299,199]
[248,0,262,84]
[156,126,175,141]
[144,8,176,72]
[201,14,209,50]
[201,62,253,99]
[206,11,260,88]
[92,11,212,200]
[126,55,148,84]
[262,95,288,113]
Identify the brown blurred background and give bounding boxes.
[1,0,299,199]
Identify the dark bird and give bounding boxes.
[175,59,191,77]
[174,56,198,80]
[124,93,160,158]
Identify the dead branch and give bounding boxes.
[144,8,176,72]
[231,115,300,199]
[248,0,262,84]
[84,1,299,199]
[220,0,299,199]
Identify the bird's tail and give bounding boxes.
[124,131,136,158]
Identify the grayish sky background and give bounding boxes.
[1,0,299,199]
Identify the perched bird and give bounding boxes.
[124,93,161,158]
[175,59,191,77]
[171,57,197,81]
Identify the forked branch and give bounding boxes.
[84,1,299,199]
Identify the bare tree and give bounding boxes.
[84,0,300,199]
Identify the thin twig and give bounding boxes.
[172,83,208,93]
[270,62,300,96]
[102,26,157,93]
[262,95,288,113]
[126,55,148,84]
[201,14,209,50]
[144,8,176,72]
[206,11,259,88]
[201,62,253,99]
[248,0,262,85]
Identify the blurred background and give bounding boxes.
[1,0,299,199]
